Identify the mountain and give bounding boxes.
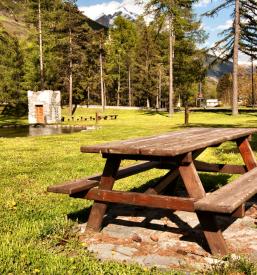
[86,16,107,30]
[0,8,29,39]
[0,8,106,40]
[206,56,233,81]
[95,5,138,28]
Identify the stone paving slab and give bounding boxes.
[78,198,257,271]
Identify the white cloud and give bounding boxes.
[194,0,212,8]
[79,0,145,20]
[238,52,257,65]
[216,19,233,30]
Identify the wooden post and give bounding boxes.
[237,137,257,171]
[197,211,229,255]
[86,156,121,232]
[95,112,99,124]
[184,102,189,126]
[179,154,228,255]
[179,160,205,200]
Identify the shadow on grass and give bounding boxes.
[139,110,168,117]
[0,116,26,126]
[67,172,236,253]
[183,123,246,128]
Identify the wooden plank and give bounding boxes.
[194,167,257,213]
[81,128,257,157]
[197,212,229,255]
[47,179,99,194]
[179,159,206,200]
[82,128,209,155]
[115,161,158,179]
[232,204,245,218]
[80,128,209,154]
[237,137,257,171]
[47,161,158,195]
[86,189,196,212]
[86,156,121,232]
[194,160,247,174]
[145,169,180,195]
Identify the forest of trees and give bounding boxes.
[0,0,256,114]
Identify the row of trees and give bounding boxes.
[217,67,257,106]
[0,0,207,116]
[0,0,256,117]
[205,0,257,115]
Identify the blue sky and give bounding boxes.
[77,0,250,63]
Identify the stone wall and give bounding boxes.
[28,90,61,124]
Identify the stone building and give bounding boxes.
[28,90,61,124]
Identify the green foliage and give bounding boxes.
[203,255,257,275]
[204,0,257,60]
[0,26,25,103]
[0,0,208,109]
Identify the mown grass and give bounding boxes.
[0,109,257,274]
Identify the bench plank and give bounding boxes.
[195,167,257,213]
[47,179,99,195]
[86,189,196,212]
[81,128,257,157]
[47,161,158,195]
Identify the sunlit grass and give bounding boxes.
[0,108,257,274]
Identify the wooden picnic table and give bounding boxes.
[48,127,257,255]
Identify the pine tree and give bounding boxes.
[0,26,24,104]
[106,16,137,106]
[204,0,257,115]
[144,0,201,116]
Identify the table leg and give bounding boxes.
[145,169,180,195]
[197,211,228,255]
[86,156,121,232]
[179,161,205,200]
[237,137,257,170]
[179,158,228,255]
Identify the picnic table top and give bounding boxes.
[81,128,257,157]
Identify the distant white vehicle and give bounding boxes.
[206,99,219,107]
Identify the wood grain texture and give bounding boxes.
[47,161,158,194]
[81,128,257,157]
[237,137,257,171]
[197,212,229,255]
[145,169,180,195]
[179,161,206,200]
[194,160,247,174]
[47,179,99,194]
[86,189,195,212]
[86,156,121,232]
[195,167,257,213]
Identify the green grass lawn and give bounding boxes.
[0,109,257,274]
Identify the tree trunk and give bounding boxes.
[100,43,105,112]
[38,0,44,91]
[117,61,120,106]
[251,55,255,107]
[147,98,150,108]
[157,66,162,109]
[87,87,90,107]
[232,0,240,115]
[184,102,189,126]
[128,66,132,107]
[104,81,107,106]
[169,15,174,117]
[69,27,73,117]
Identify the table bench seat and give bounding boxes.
[195,167,257,214]
[47,161,158,195]
[47,179,99,195]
